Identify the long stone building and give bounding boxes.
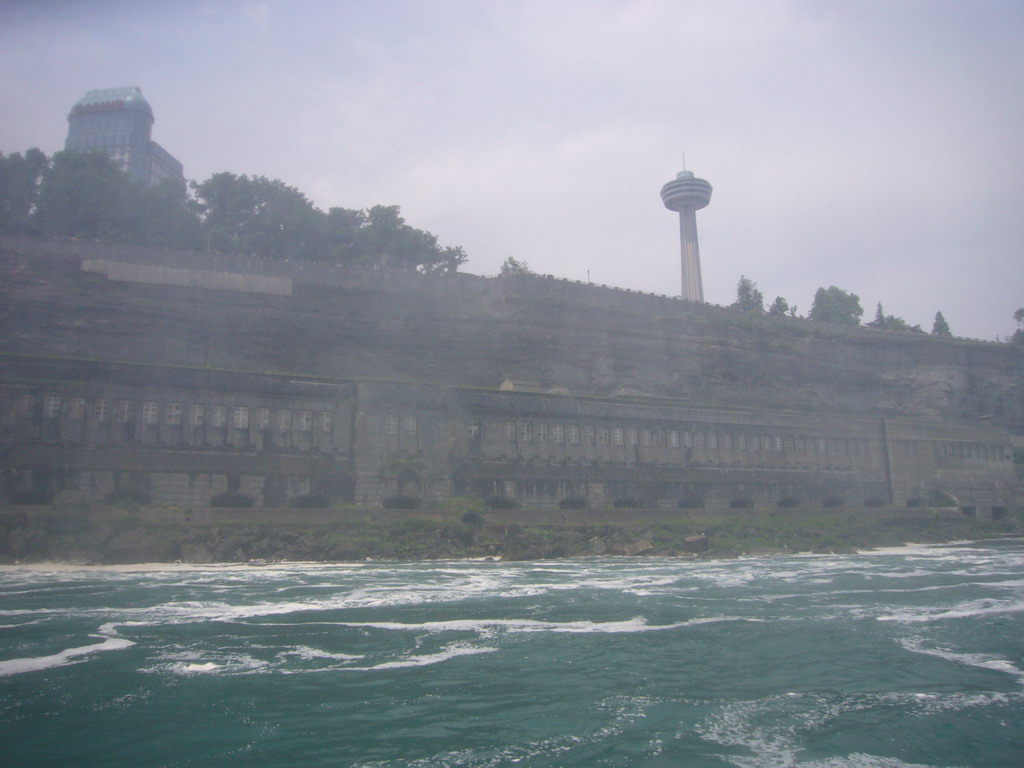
[1,237,1019,516]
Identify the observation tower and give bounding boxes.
[660,168,712,302]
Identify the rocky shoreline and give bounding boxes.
[2,504,1020,565]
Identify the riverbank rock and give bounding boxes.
[683,534,709,553]
[623,539,654,556]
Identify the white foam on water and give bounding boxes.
[695,687,1017,768]
[167,661,221,675]
[0,636,134,677]
[898,636,1024,682]
[278,645,364,662]
[877,597,1024,624]
[307,614,749,635]
[798,756,954,768]
[140,650,271,676]
[346,642,497,671]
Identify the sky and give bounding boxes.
[2,0,1022,340]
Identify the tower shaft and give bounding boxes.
[677,207,704,303]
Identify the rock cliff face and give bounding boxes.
[2,237,1021,433]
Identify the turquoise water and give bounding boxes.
[2,543,1023,767]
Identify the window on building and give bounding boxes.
[641,428,652,447]
[506,421,516,441]
[683,431,693,448]
[93,399,110,421]
[627,428,638,446]
[468,420,480,440]
[255,408,270,429]
[598,427,609,445]
[299,411,313,431]
[775,436,784,452]
[818,438,826,454]
[738,433,747,450]
[669,430,680,448]
[233,407,249,429]
[118,400,135,423]
[18,394,35,416]
[695,432,705,449]
[189,404,204,427]
[536,423,548,442]
[723,433,732,450]
[166,403,182,425]
[69,397,86,420]
[402,415,417,436]
[384,414,399,435]
[552,424,563,443]
[321,412,332,432]
[519,422,532,442]
[584,426,595,445]
[43,396,61,419]
[277,409,292,431]
[612,427,624,446]
[142,401,159,425]
[211,405,227,428]
[709,432,718,450]
[751,435,761,451]
[569,425,580,444]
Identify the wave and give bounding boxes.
[303,615,751,635]
[877,597,1024,624]
[346,642,497,671]
[898,636,1024,682]
[0,636,134,677]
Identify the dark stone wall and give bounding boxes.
[0,238,1019,514]
[2,237,1020,433]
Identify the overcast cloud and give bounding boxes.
[2,0,1022,340]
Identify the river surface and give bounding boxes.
[2,542,1023,767]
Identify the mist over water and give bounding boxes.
[2,544,1023,767]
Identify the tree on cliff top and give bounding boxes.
[33,150,131,240]
[731,275,764,313]
[359,204,467,275]
[809,286,864,326]
[932,311,952,337]
[190,178,467,273]
[1012,308,1024,345]
[866,302,922,333]
[4,144,469,273]
[767,296,790,317]
[499,256,534,276]
[0,148,47,235]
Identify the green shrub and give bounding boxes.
[613,498,638,508]
[485,497,517,509]
[288,494,329,508]
[864,497,884,507]
[559,497,588,509]
[11,488,54,505]
[441,496,487,517]
[777,497,800,508]
[210,492,255,508]
[822,496,844,508]
[104,489,152,506]
[382,495,419,509]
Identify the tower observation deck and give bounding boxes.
[660,169,712,302]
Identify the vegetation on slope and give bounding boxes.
[2,502,1021,565]
[0,148,466,274]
